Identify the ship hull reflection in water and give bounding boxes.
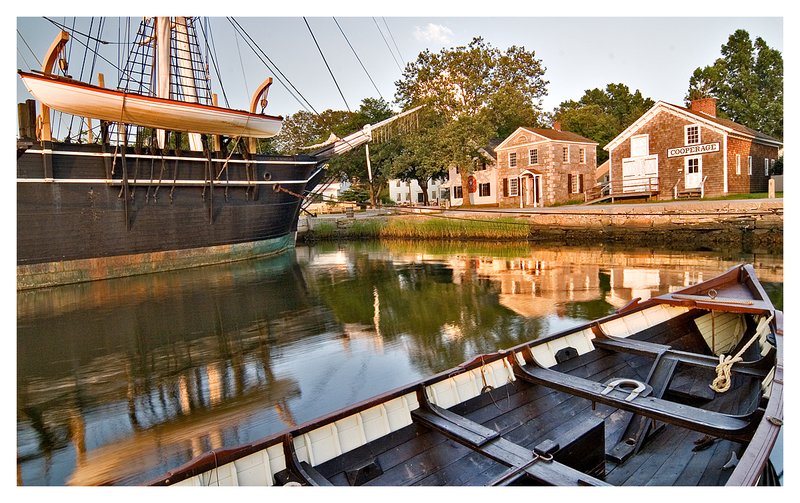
[16,241,782,486]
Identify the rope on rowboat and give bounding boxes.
[479,355,494,394]
[710,314,774,393]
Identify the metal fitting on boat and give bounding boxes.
[601,378,647,402]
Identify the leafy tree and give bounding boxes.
[338,186,370,206]
[553,83,655,163]
[272,108,359,155]
[686,29,783,140]
[271,98,395,206]
[386,112,449,206]
[395,37,548,205]
[327,98,395,206]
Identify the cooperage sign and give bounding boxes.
[667,142,720,157]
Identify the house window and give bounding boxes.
[687,157,700,175]
[562,146,569,162]
[453,186,463,198]
[567,173,584,194]
[509,152,517,167]
[529,148,538,165]
[395,180,401,187]
[579,148,586,164]
[630,135,649,157]
[685,125,700,146]
[748,156,753,175]
[736,154,741,175]
[509,178,519,197]
[479,183,491,197]
[764,158,770,176]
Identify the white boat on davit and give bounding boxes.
[19,70,283,139]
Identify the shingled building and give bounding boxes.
[604,98,782,199]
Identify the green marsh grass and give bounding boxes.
[304,216,532,242]
[381,216,530,240]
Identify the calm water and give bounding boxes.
[16,241,783,486]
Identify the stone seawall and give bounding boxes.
[513,200,782,248]
[297,199,783,250]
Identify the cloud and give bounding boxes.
[414,23,454,44]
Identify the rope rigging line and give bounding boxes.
[232,23,251,102]
[43,16,113,45]
[16,47,33,72]
[16,30,42,69]
[381,17,405,67]
[303,17,351,112]
[67,17,103,142]
[226,17,365,155]
[227,17,318,115]
[39,17,122,74]
[373,17,403,72]
[333,17,384,100]
[199,18,230,108]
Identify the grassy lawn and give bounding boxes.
[701,192,782,201]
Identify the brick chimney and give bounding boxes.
[552,120,561,131]
[690,97,717,117]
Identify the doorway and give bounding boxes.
[521,174,542,207]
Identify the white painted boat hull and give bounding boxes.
[20,72,283,138]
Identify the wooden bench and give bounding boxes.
[411,388,609,486]
[592,335,773,379]
[512,361,760,442]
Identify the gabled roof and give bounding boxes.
[496,126,598,150]
[604,101,782,151]
[671,102,781,145]
[478,138,502,161]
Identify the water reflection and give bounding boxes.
[17,241,782,486]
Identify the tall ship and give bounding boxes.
[17,16,412,289]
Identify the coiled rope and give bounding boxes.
[710,314,773,393]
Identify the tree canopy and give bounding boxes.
[393,37,548,203]
[686,29,783,140]
[553,83,655,163]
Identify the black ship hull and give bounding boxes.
[17,142,324,288]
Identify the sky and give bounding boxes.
[12,4,787,130]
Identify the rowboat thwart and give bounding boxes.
[150,264,782,486]
[19,71,284,139]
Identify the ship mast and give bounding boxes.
[155,17,203,151]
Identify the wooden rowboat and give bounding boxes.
[150,264,782,486]
[19,70,283,139]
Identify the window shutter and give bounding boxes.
[579,174,584,193]
[503,178,509,197]
[567,173,573,194]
